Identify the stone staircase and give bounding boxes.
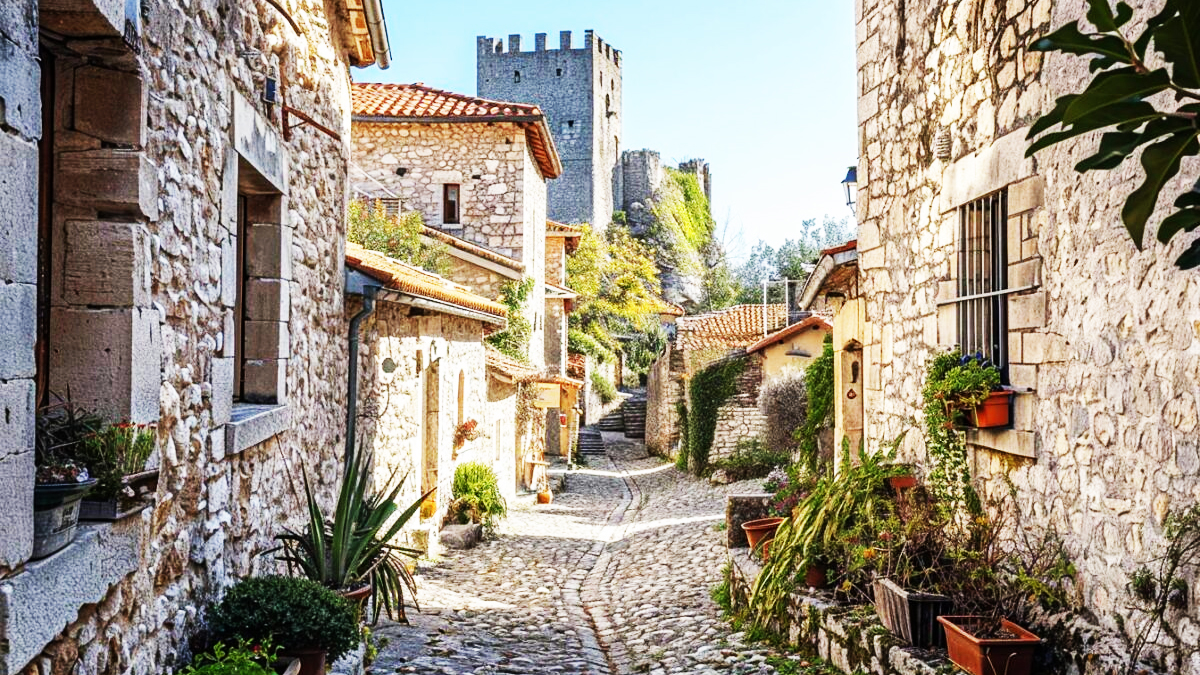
[621,397,647,439]
[597,409,625,432]
[577,428,606,458]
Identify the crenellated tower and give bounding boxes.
[478,30,622,228]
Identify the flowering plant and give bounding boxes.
[453,419,486,449]
[764,464,813,518]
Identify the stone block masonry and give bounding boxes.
[855,0,1200,669]
[478,30,622,229]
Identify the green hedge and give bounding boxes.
[686,355,746,475]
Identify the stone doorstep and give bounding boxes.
[727,549,943,675]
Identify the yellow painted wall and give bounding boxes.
[759,325,831,382]
[832,297,868,469]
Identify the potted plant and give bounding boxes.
[926,350,1008,429]
[274,441,428,623]
[452,418,485,450]
[536,478,553,505]
[32,399,104,558]
[742,516,784,552]
[77,422,158,521]
[207,576,359,675]
[937,615,1041,675]
[180,638,291,675]
[448,462,507,535]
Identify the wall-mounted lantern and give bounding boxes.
[842,165,858,215]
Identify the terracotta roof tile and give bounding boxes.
[676,304,789,352]
[485,345,539,380]
[546,220,584,237]
[351,83,562,178]
[422,226,524,273]
[346,242,507,319]
[746,315,832,355]
[820,239,858,256]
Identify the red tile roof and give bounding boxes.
[820,239,858,256]
[746,315,832,355]
[421,226,524,273]
[351,83,562,179]
[346,242,508,319]
[546,221,583,237]
[676,304,789,352]
[485,345,540,380]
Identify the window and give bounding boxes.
[513,70,521,83]
[234,195,247,399]
[556,67,563,76]
[443,184,460,225]
[955,190,1009,380]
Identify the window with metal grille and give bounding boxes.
[443,184,460,225]
[955,189,1009,381]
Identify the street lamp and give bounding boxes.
[842,165,858,214]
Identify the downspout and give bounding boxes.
[363,0,391,70]
[346,285,380,470]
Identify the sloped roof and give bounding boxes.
[351,83,562,178]
[345,242,507,319]
[676,304,789,352]
[485,345,539,380]
[421,226,524,273]
[820,239,858,256]
[799,241,859,310]
[746,315,832,355]
[546,221,583,237]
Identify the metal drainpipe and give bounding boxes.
[345,286,379,470]
[362,0,391,70]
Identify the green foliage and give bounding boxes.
[697,258,740,313]
[1121,503,1200,674]
[485,277,535,362]
[1027,0,1200,268]
[206,576,359,661]
[653,169,716,258]
[733,218,855,305]
[674,401,690,470]
[748,441,905,629]
[77,423,154,500]
[568,328,614,362]
[711,563,733,614]
[34,396,105,484]
[686,356,746,475]
[622,320,668,374]
[708,439,790,482]
[180,640,276,675]
[590,371,618,404]
[922,350,999,514]
[274,440,426,624]
[797,337,834,473]
[347,200,448,274]
[450,462,507,533]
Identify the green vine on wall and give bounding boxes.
[486,277,534,362]
[797,336,834,473]
[921,350,998,516]
[686,355,746,476]
[675,400,690,470]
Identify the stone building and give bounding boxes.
[0,0,387,671]
[851,0,1200,666]
[477,30,622,229]
[644,304,788,459]
[345,243,514,552]
[350,82,563,371]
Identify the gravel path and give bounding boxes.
[369,430,779,675]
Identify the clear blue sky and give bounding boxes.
[356,0,857,261]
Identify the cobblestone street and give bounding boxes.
[370,430,780,675]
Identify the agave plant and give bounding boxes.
[275,446,430,624]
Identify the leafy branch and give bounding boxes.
[1027,0,1200,268]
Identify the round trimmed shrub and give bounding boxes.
[207,576,359,661]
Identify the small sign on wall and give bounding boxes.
[533,383,561,409]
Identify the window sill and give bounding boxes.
[0,519,145,675]
[225,403,291,455]
[966,427,1035,459]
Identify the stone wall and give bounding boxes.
[582,355,622,426]
[478,30,622,229]
[708,353,766,463]
[856,0,1200,668]
[644,344,683,457]
[353,301,504,551]
[351,119,547,369]
[0,0,360,671]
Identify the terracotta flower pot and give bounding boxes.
[938,615,1040,675]
[887,475,917,491]
[537,489,553,504]
[971,390,1013,428]
[804,564,828,589]
[741,517,783,551]
[339,582,372,613]
[279,649,326,675]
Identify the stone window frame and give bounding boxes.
[217,92,294,456]
[936,131,1046,460]
[950,188,1011,383]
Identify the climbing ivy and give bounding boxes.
[674,401,690,470]
[796,336,834,473]
[922,350,998,516]
[686,355,746,476]
[485,277,534,362]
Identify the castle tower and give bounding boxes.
[478,30,622,228]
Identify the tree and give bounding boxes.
[731,216,855,304]
[1028,0,1200,268]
